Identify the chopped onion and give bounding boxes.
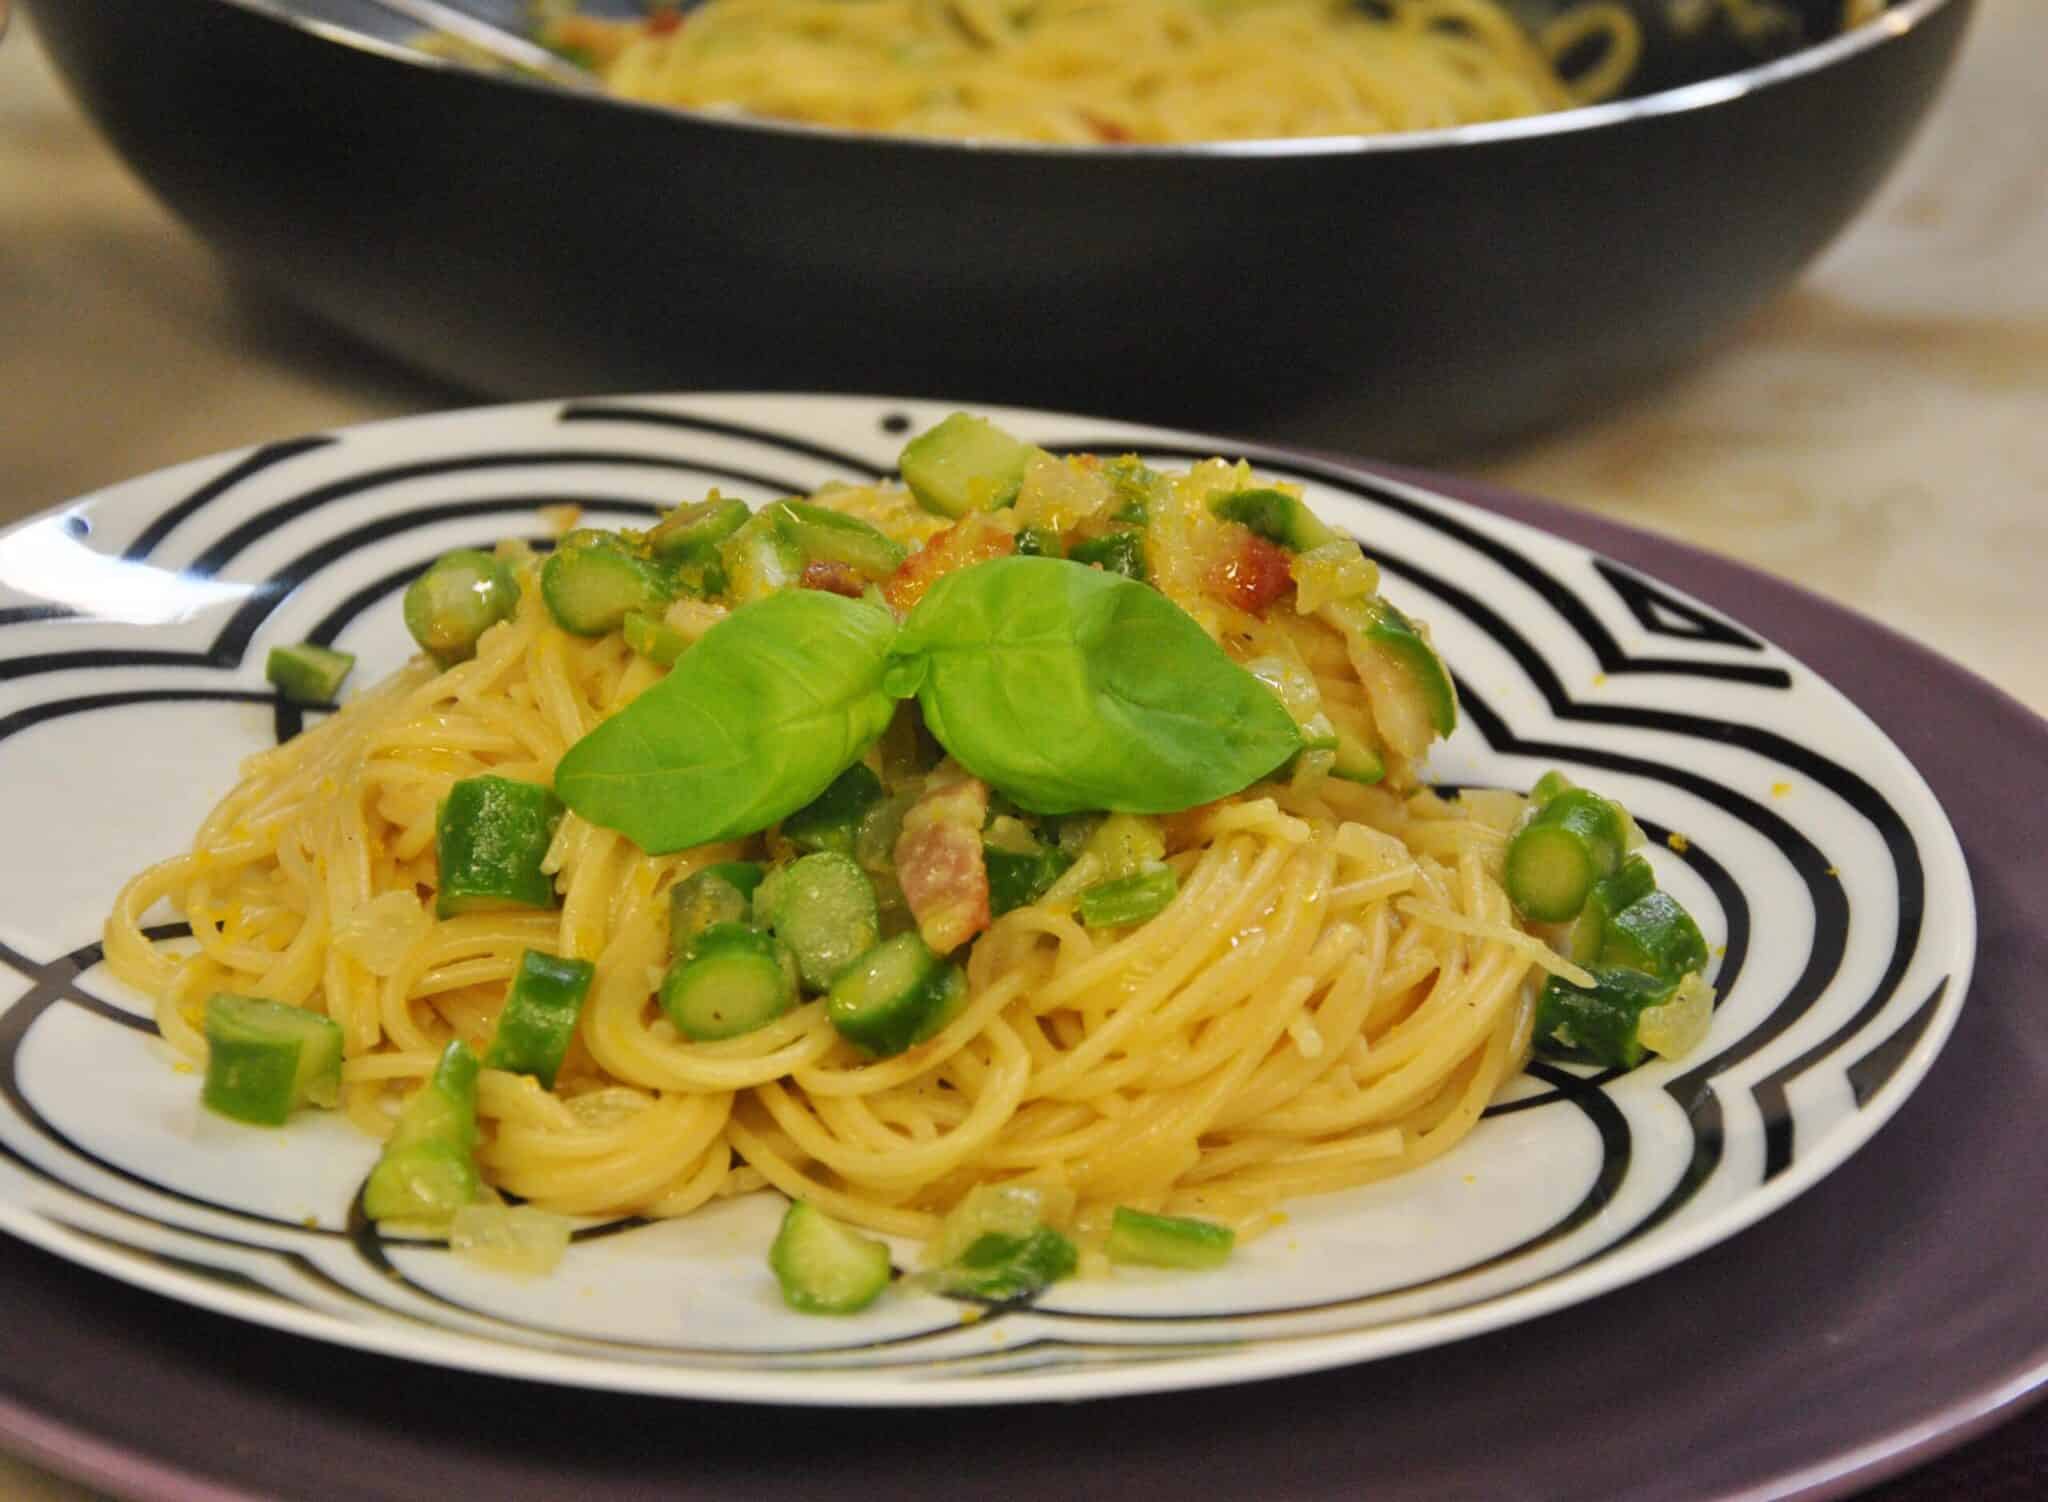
[1012,451,1111,531]
[1290,542,1379,614]
[855,790,919,872]
[1641,972,1716,1061]
[449,1203,573,1276]
[660,597,731,646]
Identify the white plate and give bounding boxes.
[0,394,1975,1405]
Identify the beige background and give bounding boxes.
[1,1,2043,1496]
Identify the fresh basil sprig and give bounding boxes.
[555,590,898,855]
[555,557,1302,850]
[887,558,1300,814]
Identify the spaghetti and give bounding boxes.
[542,0,1644,144]
[106,430,1704,1286]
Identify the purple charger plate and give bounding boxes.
[0,460,2042,1502]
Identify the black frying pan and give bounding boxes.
[28,0,1972,458]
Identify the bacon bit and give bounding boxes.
[645,8,684,35]
[894,763,991,954]
[1081,112,1132,143]
[882,516,1015,615]
[798,559,866,598]
[1205,531,1295,615]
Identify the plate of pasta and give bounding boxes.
[0,395,1973,1405]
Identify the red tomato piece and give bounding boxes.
[881,518,1015,615]
[1205,531,1295,615]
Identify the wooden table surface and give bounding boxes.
[1,1,2042,1496]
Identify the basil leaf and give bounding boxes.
[555,590,898,854]
[891,557,1301,815]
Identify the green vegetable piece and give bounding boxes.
[1104,457,1161,522]
[1601,889,1710,981]
[1242,653,1359,788]
[1105,1207,1236,1269]
[1518,774,1715,1071]
[265,643,355,705]
[434,776,564,917]
[1364,597,1457,737]
[362,1040,482,1225]
[938,1227,1079,1301]
[659,923,799,1040]
[827,932,968,1057]
[1533,965,1683,1072]
[1067,530,1147,582]
[1078,812,1167,881]
[1014,527,1064,559]
[541,538,674,636]
[669,861,767,958]
[985,844,1075,916]
[770,1200,893,1315]
[899,412,1037,517]
[1208,487,1342,552]
[403,549,519,666]
[1503,787,1629,924]
[704,859,770,899]
[888,557,1301,816]
[1292,720,1342,755]
[772,501,908,579]
[621,610,689,667]
[780,762,886,857]
[695,560,732,599]
[928,1182,1053,1265]
[755,852,882,991]
[647,495,751,564]
[923,1182,1077,1304]
[1567,853,1658,965]
[720,508,806,602]
[555,589,900,855]
[1077,865,1178,927]
[1330,732,1386,785]
[482,949,594,1090]
[200,993,344,1126]
[1325,595,1459,747]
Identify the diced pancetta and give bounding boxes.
[798,559,867,598]
[893,762,991,953]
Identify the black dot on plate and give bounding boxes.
[64,514,90,538]
[880,412,913,435]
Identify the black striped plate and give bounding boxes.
[0,395,1974,1405]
